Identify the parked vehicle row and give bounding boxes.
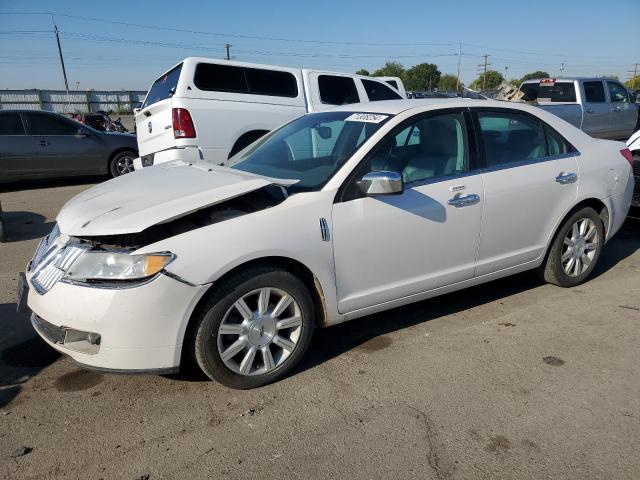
[19,99,634,388]
[133,57,406,170]
[0,110,138,182]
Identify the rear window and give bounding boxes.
[0,112,25,135]
[385,79,399,90]
[362,79,403,101]
[318,75,360,105]
[194,63,298,98]
[520,82,576,102]
[143,63,183,108]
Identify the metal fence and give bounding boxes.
[0,89,147,114]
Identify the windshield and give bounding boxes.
[142,63,182,109]
[228,111,392,192]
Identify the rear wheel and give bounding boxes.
[539,207,604,287]
[191,266,315,389]
[109,150,137,177]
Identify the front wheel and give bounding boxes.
[539,207,604,287]
[191,266,315,389]
[109,150,137,177]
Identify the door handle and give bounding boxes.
[555,172,578,184]
[611,106,620,112]
[39,140,50,147]
[585,108,594,114]
[447,193,480,207]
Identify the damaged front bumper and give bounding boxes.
[26,270,209,372]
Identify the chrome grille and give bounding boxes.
[29,224,87,295]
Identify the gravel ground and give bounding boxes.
[0,181,639,480]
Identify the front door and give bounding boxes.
[332,111,483,313]
[24,112,103,175]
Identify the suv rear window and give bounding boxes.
[520,82,576,102]
[318,75,360,105]
[362,79,403,101]
[143,63,183,108]
[0,112,25,135]
[194,63,298,98]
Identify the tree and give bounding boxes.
[402,63,441,91]
[626,75,640,90]
[372,61,405,79]
[438,73,460,91]
[355,68,370,76]
[508,78,520,87]
[600,74,619,80]
[470,70,504,91]
[519,71,550,83]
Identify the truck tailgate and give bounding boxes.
[135,98,176,157]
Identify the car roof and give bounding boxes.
[521,77,620,84]
[325,98,532,115]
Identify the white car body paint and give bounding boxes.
[26,99,634,373]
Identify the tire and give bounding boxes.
[109,150,137,177]
[538,207,604,287]
[191,266,315,389]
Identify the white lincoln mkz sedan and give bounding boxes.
[19,99,634,388]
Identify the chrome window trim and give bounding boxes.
[478,151,581,175]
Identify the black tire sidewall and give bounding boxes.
[193,268,315,389]
[546,207,604,287]
[109,151,136,177]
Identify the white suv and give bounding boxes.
[133,57,405,168]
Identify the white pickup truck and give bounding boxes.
[519,77,638,140]
[133,58,405,168]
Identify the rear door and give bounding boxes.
[472,108,579,275]
[581,80,610,138]
[136,63,183,157]
[0,111,35,178]
[24,112,103,175]
[606,80,637,139]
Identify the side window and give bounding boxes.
[26,113,78,135]
[583,81,606,103]
[0,112,25,135]
[362,79,403,101]
[318,75,360,105]
[536,82,576,102]
[363,112,468,184]
[607,81,629,103]
[545,125,573,156]
[194,63,298,97]
[385,80,399,90]
[477,111,546,167]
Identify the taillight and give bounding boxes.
[172,108,196,139]
[620,148,634,167]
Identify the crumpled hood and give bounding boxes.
[57,160,297,236]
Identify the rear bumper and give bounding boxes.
[133,147,203,170]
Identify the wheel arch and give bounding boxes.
[228,130,270,158]
[542,197,609,263]
[179,256,329,367]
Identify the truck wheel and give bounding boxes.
[191,266,315,389]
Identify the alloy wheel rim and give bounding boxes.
[116,156,134,175]
[561,217,598,277]
[216,287,302,376]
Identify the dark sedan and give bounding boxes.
[0,110,138,182]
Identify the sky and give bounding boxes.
[0,0,638,91]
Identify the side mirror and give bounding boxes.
[357,171,403,196]
[630,90,638,103]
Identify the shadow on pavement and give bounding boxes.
[0,304,60,408]
[0,211,55,243]
[0,175,104,194]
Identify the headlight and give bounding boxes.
[64,250,174,282]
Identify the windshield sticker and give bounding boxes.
[345,113,389,123]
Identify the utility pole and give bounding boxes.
[225,44,232,61]
[477,55,491,92]
[628,63,639,90]
[52,18,70,94]
[456,43,462,92]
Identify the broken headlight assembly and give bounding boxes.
[63,250,175,284]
